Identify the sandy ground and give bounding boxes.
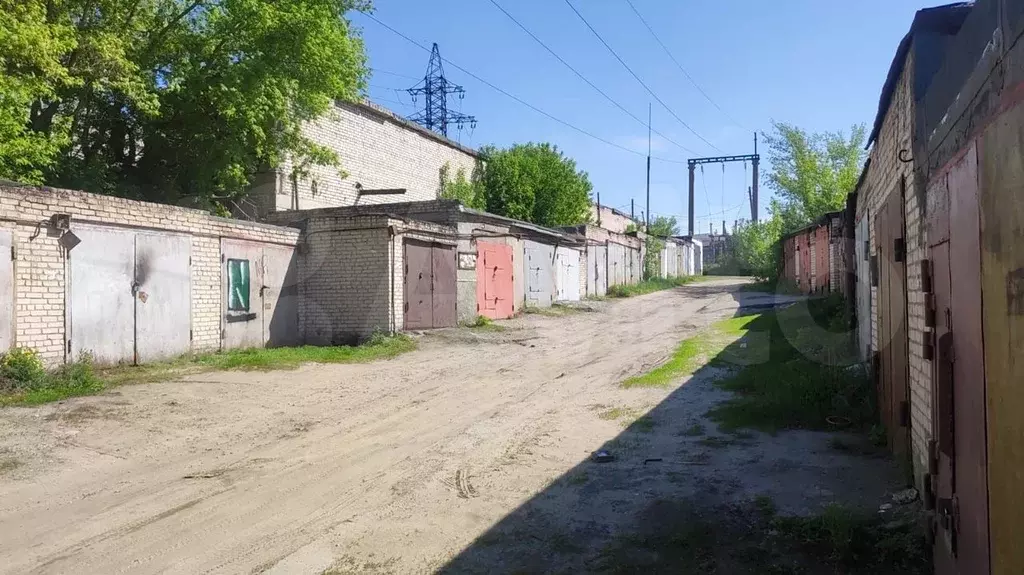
[0,278,902,574]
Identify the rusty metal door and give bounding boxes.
[431,243,457,328]
[876,189,910,456]
[928,143,990,575]
[134,233,191,363]
[262,245,300,346]
[476,241,514,320]
[404,240,434,329]
[0,230,11,352]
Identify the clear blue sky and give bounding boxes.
[352,1,927,234]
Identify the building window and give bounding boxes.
[228,259,251,312]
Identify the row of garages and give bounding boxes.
[779,209,853,296]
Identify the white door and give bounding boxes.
[555,247,580,301]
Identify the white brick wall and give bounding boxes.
[0,185,300,365]
[856,50,930,484]
[260,101,480,213]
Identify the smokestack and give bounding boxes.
[722,220,727,236]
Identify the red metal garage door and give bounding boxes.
[404,241,457,330]
[476,241,514,320]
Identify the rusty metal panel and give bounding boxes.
[945,141,990,574]
[70,225,135,364]
[431,244,457,328]
[555,247,580,301]
[134,233,191,363]
[979,102,1024,575]
[221,239,264,350]
[262,245,300,346]
[0,230,11,352]
[404,240,433,329]
[476,241,514,319]
[525,240,555,308]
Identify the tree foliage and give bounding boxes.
[439,162,484,209]
[731,122,866,280]
[0,0,369,209]
[479,143,592,227]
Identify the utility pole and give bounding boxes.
[687,135,760,235]
[630,198,634,220]
[752,132,759,222]
[646,103,651,233]
[596,192,602,226]
[406,44,477,137]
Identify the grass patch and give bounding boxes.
[464,315,506,331]
[523,303,584,317]
[679,423,705,436]
[621,314,761,389]
[631,416,656,433]
[739,278,802,294]
[697,435,737,449]
[705,296,874,434]
[566,471,589,486]
[0,334,416,407]
[0,451,21,474]
[597,406,637,420]
[606,276,699,298]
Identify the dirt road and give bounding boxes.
[0,278,899,574]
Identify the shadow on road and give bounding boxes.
[436,283,906,574]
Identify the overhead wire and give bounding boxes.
[563,0,723,153]
[487,0,697,156]
[362,12,689,165]
[623,0,747,130]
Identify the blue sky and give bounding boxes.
[352,1,926,234]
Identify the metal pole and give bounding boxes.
[646,103,651,232]
[597,192,601,226]
[688,163,695,236]
[752,132,760,223]
[631,198,634,220]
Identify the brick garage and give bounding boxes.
[0,184,300,366]
[266,210,457,343]
[249,100,480,216]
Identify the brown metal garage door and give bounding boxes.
[404,240,456,330]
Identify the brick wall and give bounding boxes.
[591,205,636,234]
[256,101,480,214]
[0,185,300,365]
[856,50,930,482]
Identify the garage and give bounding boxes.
[477,241,515,319]
[587,244,607,297]
[555,247,581,302]
[525,240,555,308]
[70,225,191,365]
[222,239,300,350]
[404,240,457,329]
[0,230,11,352]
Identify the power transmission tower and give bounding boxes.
[407,43,477,137]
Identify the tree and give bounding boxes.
[729,122,866,281]
[480,143,592,227]
[439,162,484,209]
[0,0,369,209]
[646,215,679,237]
[763,121,866,231]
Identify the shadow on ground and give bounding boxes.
[436,285,911,575]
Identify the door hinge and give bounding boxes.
[870,255,879,286]
[894,238,906,262]
[189,329,193,341]
[921,259,933,293]
[189,256,192,266]
[221,253,225,263]
[923,472,936,510]
[925,294,936,327]
[899,400,910,427]
[923,330,935,360]
[9,245,14,261]
[404,302,408,312]
[67,339,71,354]
[220,328,226,340]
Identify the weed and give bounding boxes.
[465,315,505,331]
[697,436,736,449]
[753,495,777,517]
[192,335,415,371]
[523,304,581,317]
[597,407,635,421]
[566,471,589,486]
[0,354,105,407]
[679,423,705,436]
[631,416,655,433]
[606,276,698,298]
[869,423,888,447]
[0,451,21,474]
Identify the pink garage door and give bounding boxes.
[476,241,515,320]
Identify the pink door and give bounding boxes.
[476,242,514,320]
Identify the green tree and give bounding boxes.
[763,121,866,231]
[439,162,484,209]
[480,143,592,227]
[0,0,369,209]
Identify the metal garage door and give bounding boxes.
[404,240,457,329]
[222,240,300,349]
[555,247,580,302]
[587,244,607,297]
[525,240,555,308]
[0,230,12,352]
[477,241,514,319]
[71,226,192,365]
[263,245,300,346]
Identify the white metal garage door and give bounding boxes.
[555,247,580,302]
[0,230,13,352]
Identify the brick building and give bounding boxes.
[247,100,480,216]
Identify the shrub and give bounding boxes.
[1,347,46,389]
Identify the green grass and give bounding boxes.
[0,335,416,407]
[620,314,761,389]
[679,423,705,436]
[522,303,583,317]
[464,315,507,331]
[705,297,873,434]
[606,276,700,298]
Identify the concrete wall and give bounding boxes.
[591,205,636,234]
[251,101,480,215]
[0,184,300,366]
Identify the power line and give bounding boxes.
[623,0,746,130]
[487,0,697,156]
[369,67,421,81]
[563,0,723,153]
[362,12,688,164]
